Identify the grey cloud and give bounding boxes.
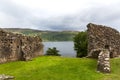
[0,0,31,20]
[30,16,82,31]
[0,0,120,31]
[75,4,120,31]
[30,3,120,31]
[0,0,35,28]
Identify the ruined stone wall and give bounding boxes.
[0,29,43,63]
[87,23,120,58]
[97,49,110,73]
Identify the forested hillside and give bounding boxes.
[3,28,79,41]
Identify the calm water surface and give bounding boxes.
[43,41,76,57]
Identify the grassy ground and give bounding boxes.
[0,56,120,80]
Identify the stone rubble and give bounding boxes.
[97,49,110,73]
[0,74,14,80]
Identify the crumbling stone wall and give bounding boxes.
[87,23,120,58]
[97,49,110,73]
[87,23,120,73]
[0,29,43,63]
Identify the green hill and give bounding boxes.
[0,56,120,80]
[3,28,79,41]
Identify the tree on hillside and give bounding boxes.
[45,47,61,56]
[73,31,88,57]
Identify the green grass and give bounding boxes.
[0,56,120,80]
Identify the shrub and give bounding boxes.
[45,47,61,56]
[73,31,88,57]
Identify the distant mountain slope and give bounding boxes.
[3,28,79,41]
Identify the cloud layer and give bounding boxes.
[0,0,120,31]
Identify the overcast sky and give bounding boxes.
[0,0,120,31]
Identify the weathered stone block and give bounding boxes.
[0,74,14,80]
[97,49,110,73]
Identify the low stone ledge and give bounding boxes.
[0,74,14,80]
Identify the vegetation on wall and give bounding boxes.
[73,31,88,57]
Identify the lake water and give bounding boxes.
[43,41,76,57]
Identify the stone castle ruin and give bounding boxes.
[0,29,43,63]
[87,23,120,73]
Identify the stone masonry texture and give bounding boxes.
[87,23,120,73]
[87,23,120,58]
[0,29,43,63]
